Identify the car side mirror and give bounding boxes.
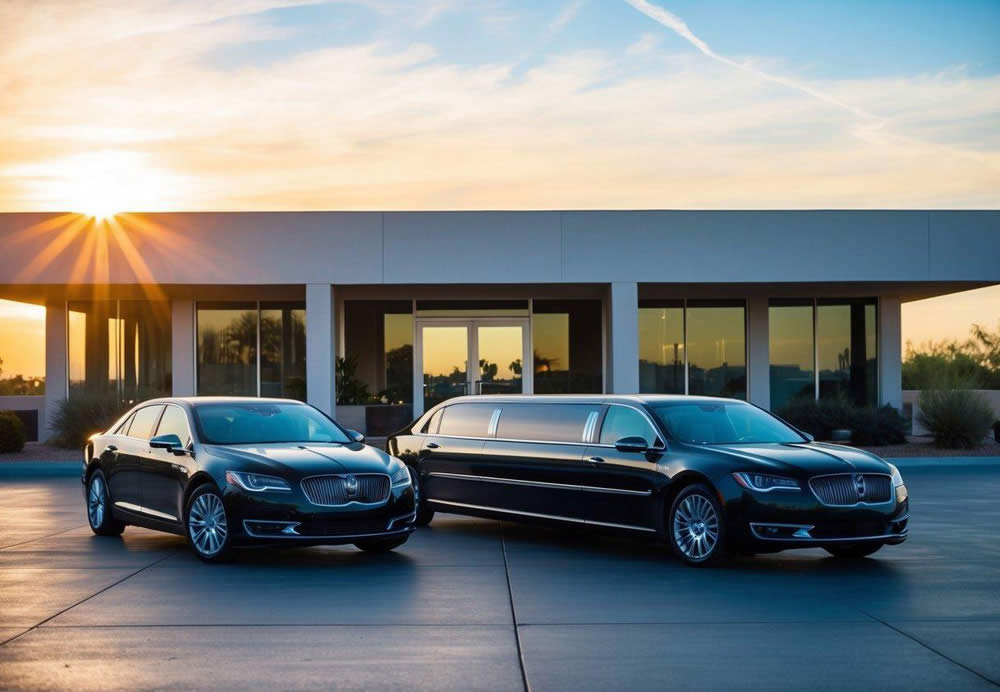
[150,433,184,454]
[798,430,815,442]
[346,429,365,443]
[614,435,649,454]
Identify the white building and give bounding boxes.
[0,210,997,439]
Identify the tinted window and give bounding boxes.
[496,404,599,443]
[126,405,164,440]
[652,402,803,445]
[156,406,192,447]
[437,404,496,437]
[193,403,350,445]
[113,412,135,435]
[423,408,443,434]
[599,405,659,447]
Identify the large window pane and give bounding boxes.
[384,312,413,404]
[769,303,814,410]
[68,300,118,396]
[197,303,257,396]
[343,301,413,405]
[639,301,684,394]
[532,299,602,393]
[0,299,45,395]
[687,302,746,399]
[817,299,877,405]
[118,301,171,401]
[260,303,306,400]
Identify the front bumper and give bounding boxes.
[722,478,910,551]
[223,480,417,546]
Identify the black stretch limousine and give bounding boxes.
[388,395,909,566]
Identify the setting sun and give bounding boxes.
[7,150,187,218]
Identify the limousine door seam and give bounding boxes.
[427,471,653,496]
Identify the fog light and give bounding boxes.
[243,520,301,537]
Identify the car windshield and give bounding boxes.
[651,402,805,445]
[193,402,351,445]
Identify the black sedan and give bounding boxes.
[387,395,909,566]
[82,397,417,561]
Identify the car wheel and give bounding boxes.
[86,470,126,536]
[185,484,232,562]
[354,535,409,553]
[668,484,727,566]
[411,467,435,527]
[824,542,884,559]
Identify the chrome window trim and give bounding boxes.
[488,408,501,437]
[808,473,894,507]
[300,473,392,508]
[594,403,666,450]
[427,498,656,533]
[582,410,599,443]
[428,471,652,496]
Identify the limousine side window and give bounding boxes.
[599,405,660,447]
[496,403,600,443]
[437,403,497,438]
[126,405,165,441]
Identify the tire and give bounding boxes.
[354,535,409,553]
[185,484,233,562]
[668,483,727,566]
[86,469,126,536]
[824,542,885,559]
[411,467,435,527]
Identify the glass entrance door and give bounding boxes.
[415,318,531,415]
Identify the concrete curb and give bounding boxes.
[886,456,1000,468]
[0,461,81,479]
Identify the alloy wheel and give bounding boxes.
[87,475,106,528]
[672,493,720,560]
[188,493,228,556]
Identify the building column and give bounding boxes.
[878,296,903,411]
[171,300,196,396]
[609,282,639,393]
[43,301,68,441]
[306,284,337,417]
[747,297,770,410]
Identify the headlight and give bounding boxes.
[389,462,412,488]
[733,472,801,492]
[226,471,291,492]
[888,463,904,488]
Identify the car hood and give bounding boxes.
[203,441,396,477]
[703,441,890,476]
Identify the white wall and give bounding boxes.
[1,211,997,287]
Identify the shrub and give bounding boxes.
[0,411,27,453]
[50,392,130,449]
[917,389,994,449]
[776,396,906,446]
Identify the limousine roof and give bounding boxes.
[434,394,745,407]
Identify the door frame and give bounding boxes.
[412,316,532,417]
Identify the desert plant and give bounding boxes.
[776,396,905,446]
[917,389,994,449]
[49,391,130,449]
[0,411,27,453]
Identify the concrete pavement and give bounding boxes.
[0,466,998,690]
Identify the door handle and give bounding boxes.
[589,456,604,463]
[426,442,440,449]
[106,445,118,452]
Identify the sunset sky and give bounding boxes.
[0,0,998,377]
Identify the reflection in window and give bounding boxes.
[817,299,877,405]
[343,301,413,405]
[639,302,684,394]
[260,303,307,400]
[532,300,602,393]
[687,303,746,399]
[0,299,45,395]
[69,300,171,402]
[197,304,257,396]
[769,302,814,410]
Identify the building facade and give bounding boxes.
[1,210,997,439]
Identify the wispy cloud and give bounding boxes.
[550,0,584,33]
[623,0,878,121]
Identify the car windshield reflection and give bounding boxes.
[652,402,805,445]
[193,402,351,445]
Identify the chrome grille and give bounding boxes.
[301,474,390,506]
[809,474,892,506]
